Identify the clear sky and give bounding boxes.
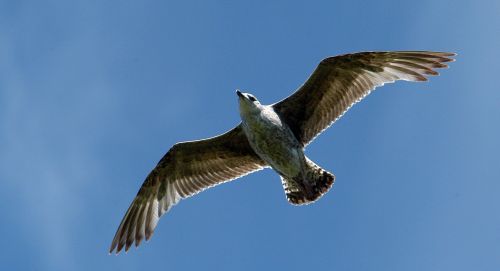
[1,0,499,270]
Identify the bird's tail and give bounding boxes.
[280,158,335,205]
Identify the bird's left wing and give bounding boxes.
[109,124,266,254]
[273,51,455,146]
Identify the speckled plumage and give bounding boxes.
[240,104,302,177]
[237,90,335,205]
[110,51,455,254]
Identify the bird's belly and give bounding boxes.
[243,118,303,177]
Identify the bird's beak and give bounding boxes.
[236,89,244,98]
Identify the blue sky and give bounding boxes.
[1,0,499,270]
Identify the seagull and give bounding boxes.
[110,51,455,253]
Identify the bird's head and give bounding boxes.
[236,89,261,114]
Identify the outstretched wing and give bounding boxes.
[109,125,267,254]
[273,51,455,146]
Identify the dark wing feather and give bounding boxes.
[109,125,266,254]
[273,51,455,146]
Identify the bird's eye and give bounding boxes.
[248,96,257,102]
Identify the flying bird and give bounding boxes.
[110,51,455,253]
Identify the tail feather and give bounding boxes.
[281,158,335,205]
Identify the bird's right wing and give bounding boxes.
[272,51,455,146]
[109,124,267,254]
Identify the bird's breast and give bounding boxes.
[242,108,303,177]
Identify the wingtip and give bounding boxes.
[125,237,135,252]
[145,233,152,242]
[109,243,117,255]
[434,51,457,57]
[439,52,457,62]
[109,239,143,255]
[109,247,120,255]
[424,69,439,76]
[135,238,142,247]
[145,227,155,241]
[116,242,125,253]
